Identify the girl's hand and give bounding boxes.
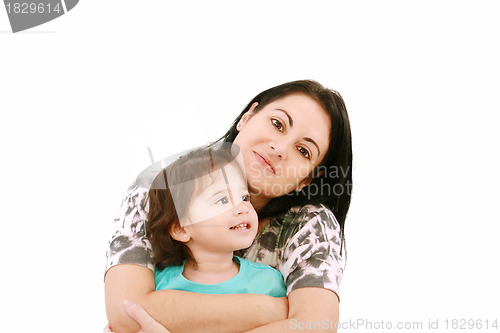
[103,300,171,333]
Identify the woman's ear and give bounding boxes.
[169,219,191,242]
[295,170,324,192]
[295,177,312,192]
[236,102,259,131]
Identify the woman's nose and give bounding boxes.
[269,141,288,159]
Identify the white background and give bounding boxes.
[1,1,499,332]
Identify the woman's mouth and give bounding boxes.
[254,152,275,174]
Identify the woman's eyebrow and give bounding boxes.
[275,108,321,157]
[305,137,321,157]
[275,108,293,127]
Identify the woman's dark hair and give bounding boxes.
[216,80,352,255]
[147,143,241,270]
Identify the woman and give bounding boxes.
[105,80,352,332]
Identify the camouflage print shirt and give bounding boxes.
[105,183,344,298]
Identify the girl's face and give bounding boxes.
[180,164,258,253]
[234,93,331,209]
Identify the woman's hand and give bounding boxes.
[104,300,171,333]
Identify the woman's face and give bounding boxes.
[234,93,331,208]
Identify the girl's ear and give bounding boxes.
[236,102,259,131]
[169,219,191,242]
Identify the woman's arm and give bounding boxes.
[105,264,289,333]
[244,287,339,332]
[110,287,337,333]
[239,205,344,332]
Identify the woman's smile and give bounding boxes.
[253,151,275,174]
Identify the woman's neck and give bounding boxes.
[250,193,270,213]
[182,251,239,284]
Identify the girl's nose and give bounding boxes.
[234,201,249,216]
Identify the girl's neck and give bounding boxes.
[182,251,239,284]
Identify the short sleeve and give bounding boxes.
[278,205,344,299]
[104,183,154,275]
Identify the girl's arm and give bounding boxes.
[105,264,289,333]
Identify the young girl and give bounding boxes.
[147,143,286,297]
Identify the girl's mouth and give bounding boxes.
[230,223,250,230]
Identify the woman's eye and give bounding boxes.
[241,194,250,202]
[216,196,229,205]
[271,119,284,132]
[298,147,311,159]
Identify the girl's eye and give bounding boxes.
[241,194,250,202]
[298,147,311,159]
[216,196,229,205]
[271,119,284,132]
